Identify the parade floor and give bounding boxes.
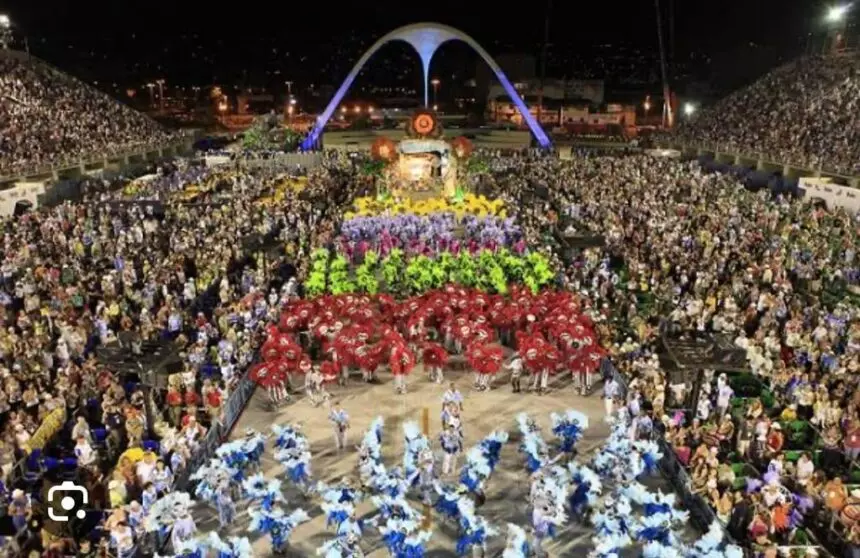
[192,369,685,556]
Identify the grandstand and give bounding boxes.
[673,52,860,177]
[0,50,180,178]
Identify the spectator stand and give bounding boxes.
[666,140,860,189]
[657,330,835,555]
[723,372,857,557]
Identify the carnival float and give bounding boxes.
[366,109,475,201]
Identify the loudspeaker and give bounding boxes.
[13,200,32,217]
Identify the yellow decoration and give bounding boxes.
[256,177,307,207]
[25,408,65,454]
[118,447,151,464]
[345,194,505,219]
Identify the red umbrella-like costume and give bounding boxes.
[389,342,416,394]
[466,341,504,390]
[354,343,381,382]
[249,362,289,405]
[421,341,449,384]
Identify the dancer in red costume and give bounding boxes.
[389,342,416,394]
[421,341,448,384]
[466,341,504,391]
[248,362,289,408]
[269,287,607,401]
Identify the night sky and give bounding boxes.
[0,0,844,96]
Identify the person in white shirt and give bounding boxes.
[795,453,815,487]
[696,394,712,421]
[71,416,92,445]
[506,356,523,393]
[603,377,620,422]
[110,521,135,558]
[716,376,734,417]
[13,424,30,449]
[74,436,97,468]
[442,383,463,412]
[135,453,157,486]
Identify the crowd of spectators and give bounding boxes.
[0,55,177,176]
[482,151,860,555]
[0,152,362,557]
[673,53,860,176]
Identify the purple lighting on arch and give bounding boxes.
[301,23,552,150]
[491,71,551,148]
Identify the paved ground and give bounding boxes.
[190,367,693,556]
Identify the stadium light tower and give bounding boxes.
[826,4,851,22]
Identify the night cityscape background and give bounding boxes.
[2,0,855,122]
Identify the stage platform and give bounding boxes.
[190,366,697,556]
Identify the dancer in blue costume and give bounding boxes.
[248,507,310,555]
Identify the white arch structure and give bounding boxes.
[300,22,551,150]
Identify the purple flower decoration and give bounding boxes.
[338,212,524,262]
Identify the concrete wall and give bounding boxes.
[0,138,197,188]
[323,129,532,151]
[241,152,323,170]
[664,142,860,189]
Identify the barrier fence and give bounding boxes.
[601,358,729,535]
[172,374,257,490]
[143,373,258,555]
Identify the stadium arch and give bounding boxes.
[300,22,551,150]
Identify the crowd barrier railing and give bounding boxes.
[0,134,196,185]
[172,374,257,491]
[141,358,260,556]
[657,140,859,183]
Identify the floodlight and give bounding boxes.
[827,4,851,22]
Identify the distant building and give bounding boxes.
[486,78,604,106]
[487,88,636,134]
[485,77,619,130]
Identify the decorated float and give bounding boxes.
[369,109,474,201]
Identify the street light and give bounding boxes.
[155,79,165,112]
[145,82,156,107]
[683,102,696,116]
[430,78,440,109]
